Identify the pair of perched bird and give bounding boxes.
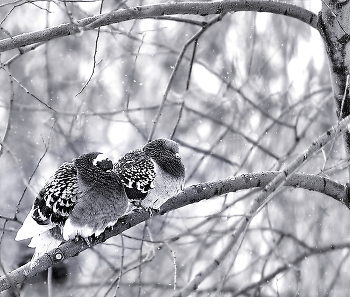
[15,138,185,259]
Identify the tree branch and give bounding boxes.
[0,169,347,292]
[174,113,350,297]
[318,1,350,179]
[0,1,318,53]
[233,241,350,297]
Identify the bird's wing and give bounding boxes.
[140,138,186,210]
[32,162,79,225]
[114,149,156,200]
[28,227,63,262]
[16,162,80,241]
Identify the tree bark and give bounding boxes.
[319,0,350,177]
[0,170,347,292]
[0,1,317,53]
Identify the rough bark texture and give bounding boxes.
[319,1,350,177]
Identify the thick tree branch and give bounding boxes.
[0,1,318,53]
[0,169,347,292]
[318,1,350,179]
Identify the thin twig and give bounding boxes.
[15,119,56,219]
[47,267,53,297]
[113,234,124,296]
[165,242,177,291]
[0,66,56,112]
[138,223,148,297]
[170,39,198,139]
[75,0,104,96]
[126,33,146,110]
[320,0,349,35]
[148,14,225,141]
[184,105,279,160]
[0,65,14,157]
[0,219,20,297]
[84,0,129,31]
[3,42,46,66]
[183,128,235,181]
[174,113,350,297]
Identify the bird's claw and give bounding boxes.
[75,235,92,247]
[147,207,160,217]
[132,206,145,214]
[85,237,92,247]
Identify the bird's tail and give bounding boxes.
[15,212,53,241]
[29,230,62,265]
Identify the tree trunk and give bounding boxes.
[319,1,350,177]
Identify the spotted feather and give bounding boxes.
[114,149,156,201]
[32,162,79,226]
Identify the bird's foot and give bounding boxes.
[74,235,93,247]
[84,236,94,247]
[126,200,150,214]
[147,207,160,217]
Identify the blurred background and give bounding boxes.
[1,0,349,296]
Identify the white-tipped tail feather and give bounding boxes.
[28,231,62,261]
[15,210,53,241]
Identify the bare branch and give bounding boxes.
[0,168,347,291]
[0,66,56,112]
[0,1,317,53]
[148,14,224,141]
[174,113,350,297]
[184,105,280,160]
[233,242,350,297]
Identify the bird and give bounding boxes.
[15,152,128,260]
[114,138,185,211]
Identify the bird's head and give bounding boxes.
[74,152,119,187]
[92,153,114,172]
[143,138,184,177]
[74,152,113,172]
[143,138,179,158]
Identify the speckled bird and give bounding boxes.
[114,138,185,211]
[15,152,128,260]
